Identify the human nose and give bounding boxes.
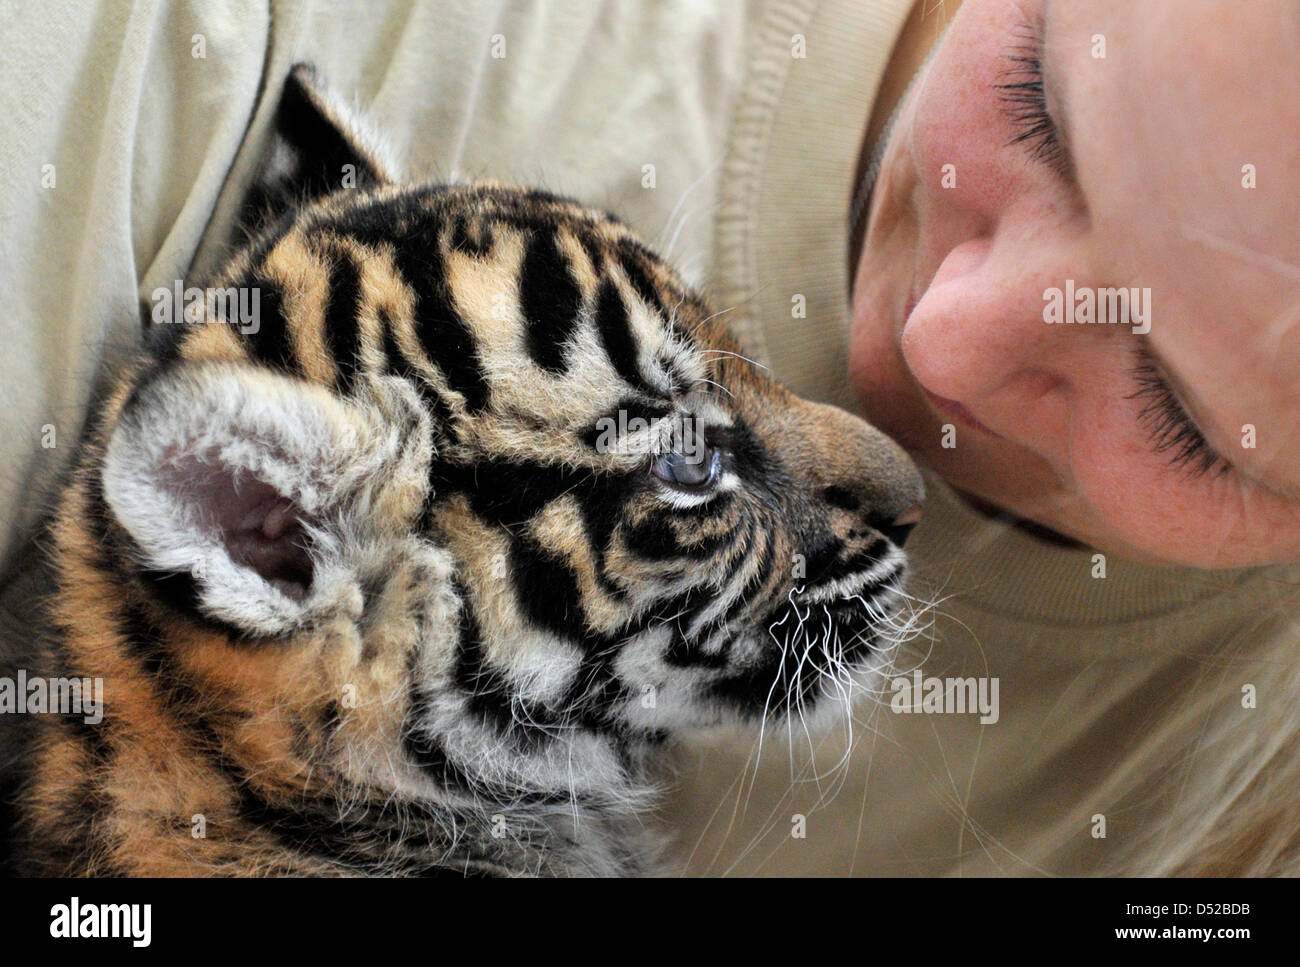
[900,221,1097,408]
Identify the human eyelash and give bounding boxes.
[993,21,1068,174]
[1126,343,1228,478]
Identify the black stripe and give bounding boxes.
[404,653,572,809]
[555,644,627,735]
[509,536,586,642]
[378,308,454,433]
[450,585,567,748]
[520,229,582,373]
[449,214,494,258]
[17,740,121,876]
[23,680,120,875]
[624,517,730,561]
[320,700,342,739]
[244,274,298,373]
[576,485,628,601]
[392,235,491,411]
[617,249,662,316]
[43,622,114,764]
[625,585,711,638]
[318,191,426,245]
[580,398,673,451]
[325,192,489,413]
[82,467,132,587]
[139,567,202,613]
[227,768,502,875]
[721,527,772,626]
[594,278,653,394]
[576,231,604,275]
[432,456,626,527]
[323,248,364,394]
[707,419,778,480]
[111,603,501,873]
[118,601,208,716]
[663,630,732,669]
[836,538,893,576]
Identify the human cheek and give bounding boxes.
[1065,394,1300,567]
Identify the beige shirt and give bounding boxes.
[3,0,1297,875]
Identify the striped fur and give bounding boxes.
[13,66,923,876]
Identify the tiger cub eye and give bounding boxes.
[652,447,719,490]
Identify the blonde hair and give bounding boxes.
[1108,588,1300,876]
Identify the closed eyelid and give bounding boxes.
[993,17,1074,184]
[1128,345,1227,479]
[1129,336,1300,502]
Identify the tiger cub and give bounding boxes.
[13,65,923,876]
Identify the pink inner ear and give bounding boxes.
[223,487,315,600]
[160,446,316,600]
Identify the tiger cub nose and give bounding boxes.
[871,504,923,547]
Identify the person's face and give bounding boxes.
[851,0,1300,567]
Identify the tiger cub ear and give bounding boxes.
[101,363,431,635]
[239,62,398,232]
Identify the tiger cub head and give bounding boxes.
[92,66,923,811]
